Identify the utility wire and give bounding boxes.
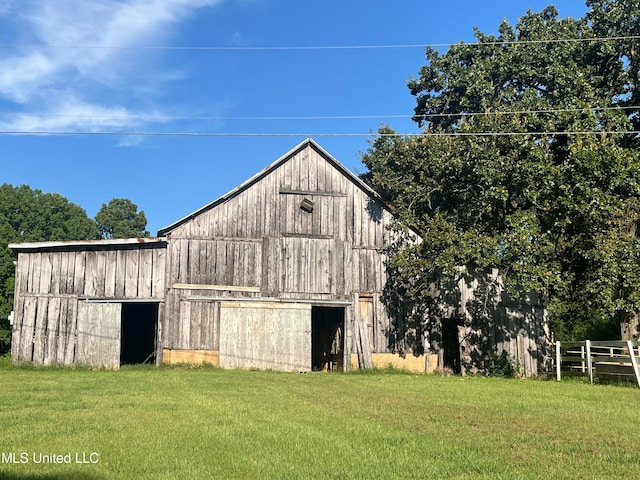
[12,105,640,122]
[0,35,638,52]
[0,130,638,137]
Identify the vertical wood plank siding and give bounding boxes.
[441,269,551,376]
[11,141,549,374]
[11,244,165,365]
[162,143,396,361]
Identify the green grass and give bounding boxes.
[1,357,639,479]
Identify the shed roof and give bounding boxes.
[9,237,166,253]
[158,138,389,236]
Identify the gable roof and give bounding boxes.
[158,138,390,236]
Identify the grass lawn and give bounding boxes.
[0,359,639,479]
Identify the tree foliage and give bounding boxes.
[0,184,99,353]
[95,198,149,239]
[361,2,640,340]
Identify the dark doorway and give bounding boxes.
[120,303,158,365]
[442,318,462,374]
[311,306,345,371]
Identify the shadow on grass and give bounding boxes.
[0,472,105,480]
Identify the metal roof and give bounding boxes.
[9,237,166,252]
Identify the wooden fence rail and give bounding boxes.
[555,340,640,387]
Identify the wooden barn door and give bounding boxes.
[76,302,121,369]
[218,302,311,372]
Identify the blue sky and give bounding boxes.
[0,0,588,235]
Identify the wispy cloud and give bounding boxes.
[0,0,224,141]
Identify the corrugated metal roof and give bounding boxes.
[9,237,166,252]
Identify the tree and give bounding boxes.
[0,184,98,354]
[95,198,149,239]
[361,3,640,341]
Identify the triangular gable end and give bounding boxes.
[157,138,391,236]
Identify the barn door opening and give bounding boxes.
[120,303,158,365]
[311,306,345,371]
[442,318,462,374]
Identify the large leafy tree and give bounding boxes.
[95,198,149,239]
[361,2,640,341]
[0,184,99,354]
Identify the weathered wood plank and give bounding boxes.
[17,252,29,294]
[19,296,37,362]
[138,248,154,298]
[61,251,75,294]
[50,252,62,295]
[63,299,78,364]
[83,251,98,297]
[104,249,117,297]
[190,298,201,350]
[163,290,179,350]
[219,302,311,371]
[114,249,126,297]
[55,298,69,364]
[173,283,260,293]
[38,252,53,294]
[178,238,189,284]
[76,302,121,368]
[187,240,199,286]
[125,248,140,298]
[32,297,49,364]
[95,249,107,297]
[308,149,319,192]
[43,296,61,365]
[353,294,373,369]
[178,299,191,349]
[10,294,24,361]
[199,302,212,350]
[28,252,41,294]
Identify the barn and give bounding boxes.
[9,139,551,374]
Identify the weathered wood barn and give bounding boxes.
[9,139,551,375]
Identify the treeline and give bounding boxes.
[361,0,640,342]
[0,184,149,354]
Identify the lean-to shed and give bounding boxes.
[9,238,166,368]
[9,139,551,374]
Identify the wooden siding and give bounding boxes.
[76,302,121,369]
[218,302,311,372]
[11,243,165,365]
[11,295,78,365]
[166,145,392,247]
[167,238,261,287]
[161,142,396,368]
[429,269,551,376]
[15,246,165,299]
[9,141,550,374]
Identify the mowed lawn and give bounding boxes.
[1,361,639,480]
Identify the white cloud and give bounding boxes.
[0,94,146,131]
[118,135,145,147]
[0,0,225,141]
[0,0,13,15]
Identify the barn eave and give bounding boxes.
[8,237,167,253]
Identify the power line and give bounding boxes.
[0,35,638,52]
[0,130,637,137]
[11,105,640,122]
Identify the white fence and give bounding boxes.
[555,340,640,387]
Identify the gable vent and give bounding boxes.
[300,197,314,213]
